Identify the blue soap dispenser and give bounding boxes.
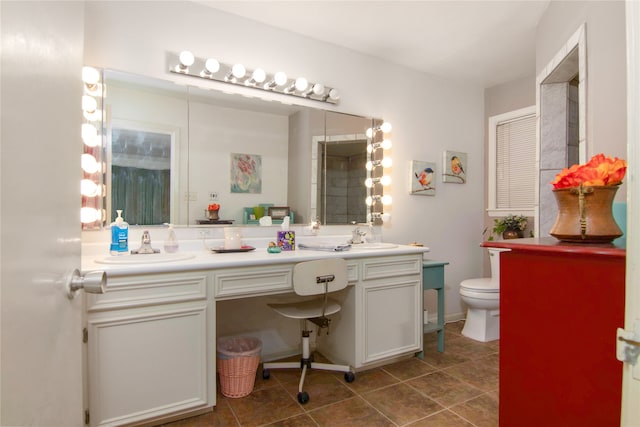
[110,210,129,255]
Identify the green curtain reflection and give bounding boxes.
[112,166,170,225]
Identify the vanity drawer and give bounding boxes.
[87,271,209,312]
[215,265,293,299]
[361,255,422,281]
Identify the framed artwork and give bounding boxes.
[443,150,467,183]
[230,153,262,193]
[268,206,290,220]
[409,160,436,196]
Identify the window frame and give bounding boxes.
[487,105,536,218]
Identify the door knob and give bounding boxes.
[66,269,106,299]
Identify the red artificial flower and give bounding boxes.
[551,154,627,189]
[208,203,220,211]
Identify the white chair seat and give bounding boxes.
[268,299,341,319]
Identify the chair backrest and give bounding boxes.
[293,258,348,296]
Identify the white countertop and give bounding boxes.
[83,238,430,277]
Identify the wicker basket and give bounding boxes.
[217,355,260,398]
[216,336,262,398]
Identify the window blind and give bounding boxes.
[495,115,536,209]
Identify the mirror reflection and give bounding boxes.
[102,69,378,227]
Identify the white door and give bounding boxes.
[1,2,86,425]
[622,2,640,425]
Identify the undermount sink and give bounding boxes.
[349,242,398,250]
[94,253,196,265]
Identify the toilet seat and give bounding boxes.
[460,278,498,293]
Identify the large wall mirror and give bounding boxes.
[97,69,380,227]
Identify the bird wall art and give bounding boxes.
[443,150,467,184]
[410,160,436,196]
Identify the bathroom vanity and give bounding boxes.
[82,242,427,426]
[482,238,625,427]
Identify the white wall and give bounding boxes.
[84,1,486,321]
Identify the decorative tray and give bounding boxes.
[211,245,256,253]
[197,219,235,225]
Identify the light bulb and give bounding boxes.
[274,72,288,86]
[365,178,373,188]
[204,58,220,74]
[381,139,392,150]
[366,128,373,139]
[81,153,99,174]
[365,196,373,206]
[80,207,100,223]
[367,144,374,154]
[328,88,340,101]
[81,179,99,197]
[312,83,325,96]
[381,195,392,205]
[83,109,101,122]
[381,157,393,168]
[381,212,391,222]
[81,124,99,147]
[380,122,392,133]
[251,68,266,83]
[365,161,373,171]
[82,67,100,85]
[179,50,195,67]
[380,175,392,186]
[82,95,97,113]
[295,77,308,92]
[232,63,246,79]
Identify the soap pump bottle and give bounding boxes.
[164,223,179,253]
[110,210,129,255]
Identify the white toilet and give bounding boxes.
[460,248,510,342]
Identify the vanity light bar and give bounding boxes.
[81,66,106,228]
[170,51,340,105]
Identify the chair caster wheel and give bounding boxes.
[344,371,355,383]
[297,391,309,404]
[262,369,270,380]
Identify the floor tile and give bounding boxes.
[339,367,399,394]
[444,359,499,392]
[264,413,318,426]
[362,383,443,425]
[307,396,394,427]
[276,368,355,410]
[450,392,499,427]
[407,371,484,407]
[225,385,304,427]
[380,357,437,381]
[407,410,474,426]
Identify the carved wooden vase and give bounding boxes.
[549,184,622,243]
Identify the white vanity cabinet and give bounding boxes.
[85,271,214,427]
[318,254,423,369]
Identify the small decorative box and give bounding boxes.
[277,231,295,251]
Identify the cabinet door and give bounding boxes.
[87,302,209,427]
[360,277,422,365]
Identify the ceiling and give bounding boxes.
[197,1,550,89]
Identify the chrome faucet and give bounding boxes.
[131,230,160,254]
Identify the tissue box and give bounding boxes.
[277,231,295,251]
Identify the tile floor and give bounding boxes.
[164,321,499,427]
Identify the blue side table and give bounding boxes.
[420,260,448,355]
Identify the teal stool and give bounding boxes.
[419,260,449,356]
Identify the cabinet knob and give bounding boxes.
[66,269,106,299]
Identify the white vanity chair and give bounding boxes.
[459,247,510,342]
[262,258,355,404]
